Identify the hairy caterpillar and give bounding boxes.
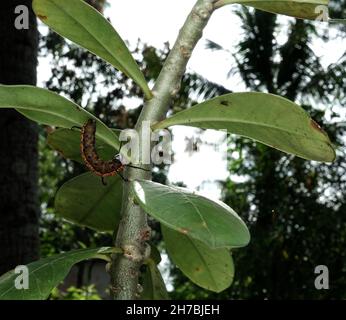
[81,119,125,181]
[79,119,148,184]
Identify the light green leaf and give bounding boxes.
[55,173,122,232]
[47,128,119,163]
[153,92,335,162]
[133,180,250,249]
[216,0,329,20]
[0,85,119,150]
[162,226,234,293]
[32,0,152,99]
[0,247,111,300]
[141,260,169,300]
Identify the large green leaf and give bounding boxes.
[0,85,119,150]
[153,92,335,162]
[216,0,329,20]
[55,173,122,232]
[0,247,111,300]
[162,226,234,293]
[32,0,152,99]
[48,128,119,163]
[141,260,169,300]
[133,180,250,249]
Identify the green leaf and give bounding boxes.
[0,85,120,151]
[47,128,119,163]
[55,173,122,232]
[148,243,162,265]
[0,247,110,300]
[133,180,250,249]
[32,0,152,99]
[162,226,234,293]
[141,260,169,300]
[153,92,335,162]
[216,0,329,20]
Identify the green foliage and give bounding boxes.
[0,248,111,300]
[47,128,119,163]
[55,173,122,232]
[0,0,340,299]
[33,0,152,99]
[141,261,169,300]
[218,0,330,20]
[133,180,250,248]
[0,85,120,150]
[153,92,336,162]
[162,226,234,293]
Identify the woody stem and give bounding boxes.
[110,0,217,300]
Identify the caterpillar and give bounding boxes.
[79,119,148,184]
[80,119,125,181]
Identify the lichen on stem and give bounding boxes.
[110,0,217,300]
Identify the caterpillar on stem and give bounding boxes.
[78,119,148,185]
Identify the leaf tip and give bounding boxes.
[310,119,326,135]
[37,13,48,21]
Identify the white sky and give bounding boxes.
[107,0,245,90]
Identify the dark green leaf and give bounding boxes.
[32,0,152,99]
[153,92,335,162]
[217,0,329,20]
[162,226,234,292]
[0,247,111,300]
[133,180,250,249]
[141,261,169,300]
[0,85,119,150]
[55,173,122,232]
[47,128,119,163]
[148,243,162,265]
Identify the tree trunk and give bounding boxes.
[0,0,39,275]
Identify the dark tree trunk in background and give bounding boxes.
[0,0,39,275]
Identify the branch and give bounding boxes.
[110,0,217,300]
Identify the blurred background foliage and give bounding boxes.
[38,0,346,299]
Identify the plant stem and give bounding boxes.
[110,0,217,300]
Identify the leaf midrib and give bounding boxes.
[161,115,328,144]
[16,106,117,149]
